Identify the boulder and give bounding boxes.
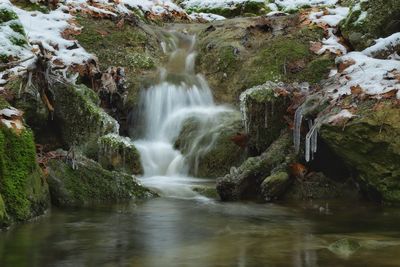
[52,82,119,147]
[328,238,361,258]
[216,131,294,201]
[98,134,143,175]
[320,99,400,203]
[47,155,155,208]
[175,110,246,178]
[340,0,400,50]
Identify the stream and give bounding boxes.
[1,30,400,267]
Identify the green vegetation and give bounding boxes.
[0,126,49,224]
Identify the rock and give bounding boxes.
[76,15,164,133]
[52,81,119,147]
[192,186,219,199]
[216,131,293,201]
[0,126,49,227]
[284,172,359,201]
[320,99,400,203]
[47,155,155,208]
[194,15,333,104]
[240,81,291,155]
[261,171,292,201]
[328,238,361,258]
[175,110,246,178]
[340,0,400,50]
[181,0,270,18]
[98,133,143,175]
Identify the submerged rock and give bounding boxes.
[340,0,400,50]
[240,81,291,155]
[320,99,400,203]
[47,155,155,208]
[175,111,246,178]
[0,125,49,227]
[98,134,143,175]
[216,131,293,201]
[328,238,361,258]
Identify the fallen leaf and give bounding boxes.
[338,59,356,73]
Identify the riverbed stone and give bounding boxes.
[328,238,361,258]
[216,131,294,201]
[47,155,155,208]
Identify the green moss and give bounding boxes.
[51,82,118,147]
[320,99,400,203]
[0,127,49,222]
[10,35,26,46]
[0,8,18,23]
[340,0,400,50]
[9,22,24,35]
[47,158,155,208]
[187,1,269,18]
[76,15,163,109]
[10,0,49,13]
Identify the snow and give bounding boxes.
[309,6,349,26]
[327,109,354,123]
[182,0,264,9]
[274,0,338,11]
[189,12,226,21]
[329,52,400,97]
[0,107,22,118]
[362,33,400,57]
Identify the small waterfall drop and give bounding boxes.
[132,31,231,198]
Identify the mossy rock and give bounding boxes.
[240,82,291,155]
[284,172,360,201]
[195,15,333,104]
[340,0,400,50]
[47,156,155,208]
[260,171,292,202]
[76,15,164,113]
[174,110,246,178]
[320,99,400,203]
[98,134,143,175]
[51,81,119,148]
[184,1,270,18]
[216,131,293,201]
[193,185,219,199]
[0,126,49,227]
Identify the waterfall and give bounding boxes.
[132,31,231,197]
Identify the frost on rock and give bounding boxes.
[0,106,25,131]
[189,12,225,21]
[362,32,400,59]
[182,0,265,9]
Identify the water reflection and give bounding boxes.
[1,198,400,267]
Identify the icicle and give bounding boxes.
[293,106,303,153]
[264,103,268,128]
[305,119,319,162]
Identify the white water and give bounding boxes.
[133,31,232,198]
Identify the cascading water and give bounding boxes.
[132,31,232,198]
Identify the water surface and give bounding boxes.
[1,197,400,267]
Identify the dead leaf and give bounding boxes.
[350,85,363,96]
[338,59,356,73]
[290,163,307,179]
[309,41,323,54]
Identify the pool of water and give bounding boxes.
[1,197,400,267]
